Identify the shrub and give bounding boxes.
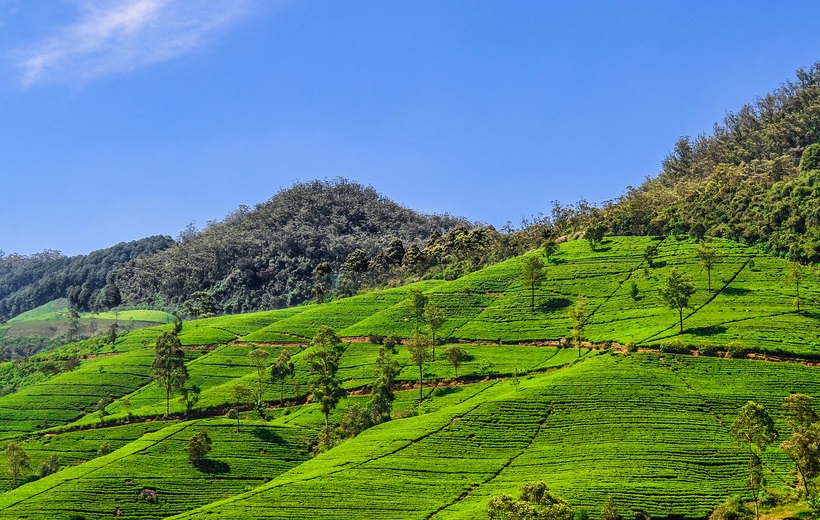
[698,344,719,357]
[727,342,747,358]
[367,334,384,345]
[625,342,638,353]
[709,496,752,520]
[97,442,113,457]
[659,340,690,355]
[800,143,820,173]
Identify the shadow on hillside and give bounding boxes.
[546,258,567,265]
[252,426,283,444]
[537,298,571,313]
[195,458,230,475]
[723,287,751,296]
[688,325,728,337]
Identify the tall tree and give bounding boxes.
[585,223,605,251]
[151,331,188,418]
[543,238,558,262]
[643,244,659,268]
[407,335,432,403]
[424,302,445,359]
[730,401,778,520]
[270,349,295,405]
[179,385,201,420]
[306,326,346,431]
[695,242,722,291]
[247,347,270,406]
[781,394,820,498]
[231,383,253,432]
[66,309,80,343]
[568,295,588,357]
[369,345,398,423]
[786,263,808,313]
[185,430,212,464]
[5,442,30,488]
[521,255,546,311]
[444,345,466,379]
[659,269,696,334]
[408,289,428,339]
[312,262,333,303]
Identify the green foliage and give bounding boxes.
[659,269,696,334]
[307,326,346,428]
[185,430,212,464]
[183,291,217,319]
[488,481,573,520]
[444,345,467,379]
[151,331,188,417]
[708,496,753,520]
[521,254,546,311]
[730,401,778,519]
[5,441,29,487]
[369,345,398,423]
[799,143,820,173]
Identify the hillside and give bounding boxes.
[597,63,820,263]
[110,179,468,314]
[0,236,173,321]
[0,237,817,518]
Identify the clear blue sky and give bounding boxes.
[1,1,819,256]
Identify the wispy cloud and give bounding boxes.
[18,0,251,86]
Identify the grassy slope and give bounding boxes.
[0,236,819,518]
[169,353,820,520]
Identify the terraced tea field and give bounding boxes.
[1,236,819,519]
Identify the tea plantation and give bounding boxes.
[0,236,818,519]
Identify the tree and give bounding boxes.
[151,331,188,418]
[182,291,216,319]
[729,401,778,520]
[521,255,546,311]
[312,262,333,303]
[339,248,370,295]
[709,496,753,520]
[783,393,819,434]
[602,496,619,520]
[247,347,270,406]
[179,385,201,419]
[695,242,722,291]
[408,289,428,339]
[781,423,820,499]
[66,309,80,343]
[424,302,445,359]
[407,335,432,403]
[444,345,466,379]
[270,349,295,405]
[107,322,118,345]
[37,454,60,478]
[781,394,820,498]
[643,244,659,268]
[185,430,212,464]
[369,345,398,423]
[231,383,253,431]
[306,326,346,431]
[567,295,588,357]
[786,263,808,313]
[5,442,30,488]
[800,142,820,173]
[96,396,111,426]
[659,269,696,334]
[543,238,558,262]
[585,223,605,251]
[487,481,574,520]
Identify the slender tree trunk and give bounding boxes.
[165,384,170,418]
[530,284,535,311]
[418,363,424,402]
[280,382,285,405]
[679,308,684,334]
[707,268,712,291]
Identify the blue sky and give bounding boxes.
[1,1,819,256]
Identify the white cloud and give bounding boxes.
[18,0,251,86]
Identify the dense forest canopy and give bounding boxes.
[0,236,173,320]
[596,62,820,263]
[111,179,470,313]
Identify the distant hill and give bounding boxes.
[0,236,173,320]
[597,63,820,263]
[111,179,468,314]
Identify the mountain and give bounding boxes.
[110,178,467,314]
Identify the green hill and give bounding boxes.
[0,237,817,519]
